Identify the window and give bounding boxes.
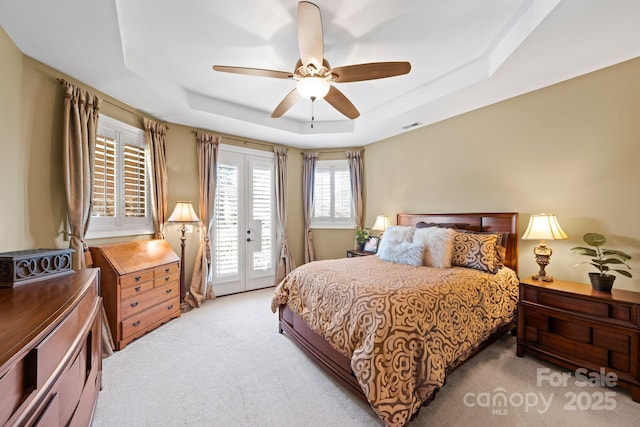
[311,159,355,228]
[86,116,153,238]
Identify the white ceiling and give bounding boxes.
[1,0,639,149]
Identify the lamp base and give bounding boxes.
[180,300,193,313]
[531,274,554,282]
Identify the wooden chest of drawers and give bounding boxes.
[0,268,102,426]
[517,278,640,402]
[90,240,180,350]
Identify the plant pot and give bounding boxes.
[357,242,366,251]
[589,272,616,292]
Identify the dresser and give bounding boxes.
[517,278,640,402]
[90,240,180,351]
[0,268,102,426]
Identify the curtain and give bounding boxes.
[302,152,318,263]
[59,80,114,357]
[144,118,169,239]
[274,147,297,284]
[347,150,364,230]
[60,80,100,270]
[187,132,220,308]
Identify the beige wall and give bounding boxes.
[364,57,640,290]
[0,27,25,249]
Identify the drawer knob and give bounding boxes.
[166,289,172,294]
[135,276,141,282]
[130,301,139,308]
[168,304,174,310]
[132,320,140,327]
[165,276,170,282]
[165,267,170,273]
[135,286,141,292]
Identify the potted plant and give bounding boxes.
[355,228,370,251]
[570,232,632,292]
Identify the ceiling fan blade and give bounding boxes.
[297,1,323,73]
[331,62,411,83]
[271,89,303,118]
[213,65,293,79]
[324,86,360,119]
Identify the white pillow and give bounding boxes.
[376,225,414,259]
[377,241,425,266]
[413,227,455,268]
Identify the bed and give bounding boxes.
[271,213,520,426]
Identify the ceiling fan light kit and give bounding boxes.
[296,77,330,99]
[213,1,411,121]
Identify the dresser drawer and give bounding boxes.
[120,280,154,299]
[120,270,154,289]
[154,262,179,278]
[120,297,179,339]
[154,272,179,287]
[120,282,179,319]
[35,282,98,388]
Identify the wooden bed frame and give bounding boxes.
[278,212,519,402]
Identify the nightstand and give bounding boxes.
[346,249,375,258]
[517,278,640,402]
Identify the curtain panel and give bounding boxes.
[347,150,364,230]
[274,147,297,284]
[187,132,220,308]
[59,80,114,357]
[60,80,101,270]
[302,152,318,263]
[144,118,169,239]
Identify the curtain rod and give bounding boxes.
[57,77,164,125]
[190,130,280,149]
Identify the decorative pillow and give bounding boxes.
[376,225,415,259]
[413,227,455,268]
[456,229,509,267]
[451,231,501,273]
[377,241,425,266]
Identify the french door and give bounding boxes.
[212,145,276,296]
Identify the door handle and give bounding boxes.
[246,238,252,242]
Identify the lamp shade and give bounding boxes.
[296,77,330,99]
[371,215,391,232]
[167,201,200,223]
[521,213,568,241]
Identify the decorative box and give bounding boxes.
[0,249,75,287]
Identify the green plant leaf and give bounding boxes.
[570,247,597,257]
[583,233,606,247]
[602,249,631,261]
[601,258,628,265]
[614,269,633,278]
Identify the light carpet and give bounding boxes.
[92,287,640,426]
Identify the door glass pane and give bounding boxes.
[251,166,273,271]
[215,163,239,276]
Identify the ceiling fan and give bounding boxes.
[213,1,411,120]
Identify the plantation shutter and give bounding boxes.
[334,168,351,219]
[215,162,240,276]
[93,135,116,217]
[251,165,273,271]
[313,168,331,219]
[123,143,147,218]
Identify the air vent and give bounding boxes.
[401,121,423,130]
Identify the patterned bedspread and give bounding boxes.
[271,255,519,426]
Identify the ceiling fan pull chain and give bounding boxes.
[310,96,316,128]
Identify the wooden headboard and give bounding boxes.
[397,212,519,274]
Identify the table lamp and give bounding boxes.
[521,213,568,282]
[371,215,390,237]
